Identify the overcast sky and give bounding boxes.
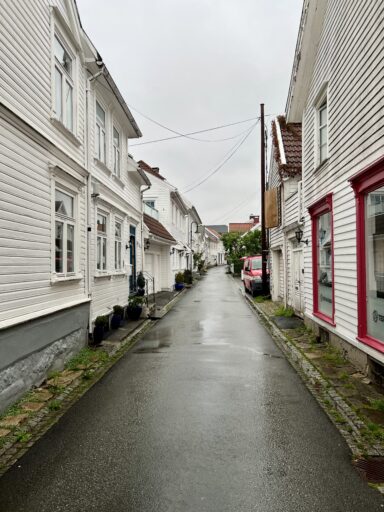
[77,0,303,225]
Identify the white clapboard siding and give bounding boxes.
[0,116,87,324]
[301,0,384,346]
[0,0,85,166]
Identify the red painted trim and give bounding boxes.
[350,157,384,349]
[308,193,335,325]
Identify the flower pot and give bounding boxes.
[92,325,104,345]
[111,314,122,330]
[175,283,184,291]
[126,306,142,321]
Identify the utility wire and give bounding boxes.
[130,117,260,146]
[209,193,257,224]
[181,120,259,194]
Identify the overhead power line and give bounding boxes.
[181,120,259,194]
[130,117,261,146]
[209,193,257,224]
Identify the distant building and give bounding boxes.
[206,225,228,234]
[229,216,259,234]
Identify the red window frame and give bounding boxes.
[350,155,384,353]
[308,193,335,326]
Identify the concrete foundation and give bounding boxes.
[0,302,89,413]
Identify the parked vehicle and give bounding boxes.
[242,256,269,296]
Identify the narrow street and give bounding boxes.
[0,267,382,512]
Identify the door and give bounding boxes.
[293,248,304,314]
[129,225,136,293]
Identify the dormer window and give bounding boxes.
[54,35,74,132]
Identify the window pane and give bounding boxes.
[97,214,107,234]
[317,211,333,317]
[65,82,73,131]
[366,186,384,342]
[113,127,119,147]
[97,237,101,270]
[67,224,74,272]
[55,189,74,218]
[55,221,63,273]
[115,221,121,238]
[102,238,107,270]
[320,143,328,163]
[54,36,72,76]
[101,131,106,163]
[319,125,327,147]
[96,101,105,126]
[319,104,327,126]
[55,67,62,120]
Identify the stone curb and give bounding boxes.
[0,287,190,477]
[241,290,384,459]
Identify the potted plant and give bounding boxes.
[183,269,193,286]
[136,271,146,296]
[175,272,185,291]
[111,305,124,329]
[92,315,109,345]
[126,295,145,321]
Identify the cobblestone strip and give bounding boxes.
[242,292,384,459]
[0,289,189,477]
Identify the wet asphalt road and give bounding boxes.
[0,267,383,512]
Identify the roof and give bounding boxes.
[144,214,175,243]
[205,227,221,241]
[138,160,166,181]
[206,225,228,234]
[271,115,302,178]
[229,222,253,233]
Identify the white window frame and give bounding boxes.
[97,211,109,272]
[113,126,121,178]
[95,100,107,164]
[53,184,78,277]
[53,31,75,133]
[314,85,329,168]
[114,218,123,271]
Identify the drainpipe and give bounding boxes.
[85,67,105,333]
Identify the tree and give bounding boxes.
[221,230,261,264]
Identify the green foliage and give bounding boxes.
[175,272,184,284]
[193,251,204,271]
[48,400,61,411]
[254,296,265,303]
[15,430,32,443]
[221,230,261,263]
[113,305,124,316]
[128,295,145,307]
[183,269,193,284]
[323,345,346,366]
[94,315,109,328]
[275,306,295,317]
[369,399,384,412]
[137,272,146,289]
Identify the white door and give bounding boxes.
[293,248,304,314]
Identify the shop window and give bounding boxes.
[309,194,334,325]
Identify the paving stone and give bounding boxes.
[47,370,83,387]
[0,429,11,438]
[21,402,45,412]
[0,414,29,428]
[32,389,53,402]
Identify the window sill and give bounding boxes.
[113,271,127,278]
[94,158,112,176]
[112,174,125,189]
[314,158,329,174]
[357,335,384,354]
[50,117,81,147]
[313,310,336,327]
[51,273,83,284]
[94,272,113,279]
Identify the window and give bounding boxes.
[113,127,120,177]
[309,194,334,324]
[115,220,122,271]
[54,35,74,132]
[55,189,76,274]
[145,200,155,209]
[96,101,106,163]
[350,158,384,350]
[318,101,328,164]
[97,212,108,271]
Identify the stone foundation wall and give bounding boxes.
[0,303,89,413]
[304,315,369,374]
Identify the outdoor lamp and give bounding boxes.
[295,227,308,245]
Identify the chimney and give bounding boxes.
[249,214,260,225]
[152,167,160,174]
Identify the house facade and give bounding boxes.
[285,0,384,372]
[0,0,145,411]
[268,116,304,315]
[204,228,226,267]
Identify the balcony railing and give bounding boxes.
[144,203,159,220]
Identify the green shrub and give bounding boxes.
[113,305,124,316]
[183,269,193,284]
[275,306,294,317]
[94,315,109,328]
[175,272,184,284]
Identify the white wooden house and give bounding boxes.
[0,0,145,411]
[139,161,191,286]
[204,228,226,267]
[267,116,304,315]
[285,0,384,373]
